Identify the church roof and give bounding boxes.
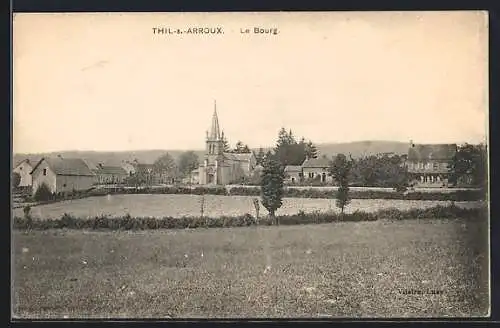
[223,152,253,161]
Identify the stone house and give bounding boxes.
[94,164,128,185]
[30,156,95,195]
[13,159,33,188]
[301,157,333,184]
[406,141,457,188]
[284,165,303,184]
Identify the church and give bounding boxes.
[192,103,257,185]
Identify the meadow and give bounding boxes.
[12,194,482,219]
[12,217,489,318]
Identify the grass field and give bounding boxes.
[12,194,481,219]
[12,217,489,318]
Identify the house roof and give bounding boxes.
[95,165,128,175]
[13,159,33,170]
[407,144,457,161]
[31,157,95,176]
[284,165,302,172]
[223,152,254,161]
[302,157,331,168]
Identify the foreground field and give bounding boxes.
[12,218,489,318]
[12,194,482,219]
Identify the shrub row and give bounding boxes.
[13,204,487,231]
[86,185,485,201]
[227,186,485,201]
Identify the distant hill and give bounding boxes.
[12,141,410,169]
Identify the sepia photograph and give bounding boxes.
[12,11,489,319]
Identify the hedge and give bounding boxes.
[84,186,485,201]
[13,204,487,231]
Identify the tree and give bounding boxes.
[178,151,200,176]
[255,148,265,165]
[260,156,285,224]
[124,174,144,187]
[153,153,178,183]
[329,154,353,214]
[449,143,487,187]
[234,141,251,153]
[305,140,318,159]
[12,172,21,189]
[33,183,53,201]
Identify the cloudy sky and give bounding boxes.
[13,11,488,153]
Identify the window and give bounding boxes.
[20,167,22,170]
[63,184,67,187]
[308,172,314,179]
[43,168,47,176]
[291,177,295,183]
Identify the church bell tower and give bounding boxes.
[203,100,225,185]
[206,100,224,158]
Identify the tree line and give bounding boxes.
[259,129,488,224]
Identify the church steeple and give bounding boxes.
[209,100,221,140]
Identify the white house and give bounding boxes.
[30,156,96,195]
[13,159,33,188]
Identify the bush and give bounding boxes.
[12,172,21,189]
[23,205,31,218]
[12,204,487,231]
[33,183,54,202]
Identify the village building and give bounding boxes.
[284,165,303,184]
[195,103,257,185]
[13,159,33,188]
[406,141,457,188]
[301,157,333,183]
[30,156,95,195]
[130,160,179,185]
[94,164,128,185]
[121,161,136,176]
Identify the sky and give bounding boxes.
[13,11,488,153]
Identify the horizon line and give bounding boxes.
[13,138,487,155]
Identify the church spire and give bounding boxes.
[210,100,221,140]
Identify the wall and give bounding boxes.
[13,162,33,187]
[97,173,127,184]
[31,161,57,194]
[407,160,450,172]
[302,167,333,183]
[285,171,302,184]
[55,175,94,193]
